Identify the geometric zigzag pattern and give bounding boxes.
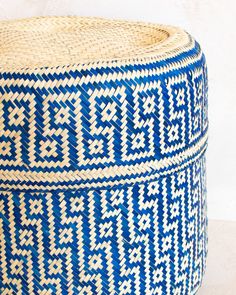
[0,155,207,295]
[0,17,208,295]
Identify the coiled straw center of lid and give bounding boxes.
[0,16,188,70]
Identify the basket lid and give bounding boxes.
[0,16,208,191]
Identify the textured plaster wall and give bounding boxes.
[0,0,235,220]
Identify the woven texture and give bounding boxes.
[0,16,208,295]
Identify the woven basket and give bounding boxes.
[0,16,208,295]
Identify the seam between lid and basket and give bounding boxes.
[0,132,208,192]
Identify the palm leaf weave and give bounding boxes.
[0,16,208,295]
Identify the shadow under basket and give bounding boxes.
[0,16,208,295]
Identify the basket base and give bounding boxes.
[0,156,207,295]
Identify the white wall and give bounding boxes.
[0,0,235,221]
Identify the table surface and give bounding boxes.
[198,219,236,295]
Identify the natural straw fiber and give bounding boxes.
[0,16,208,295]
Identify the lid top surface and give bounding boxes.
[0,16,187,70]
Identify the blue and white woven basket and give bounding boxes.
[0,17,208,295]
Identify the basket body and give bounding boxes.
[0,17,208,295]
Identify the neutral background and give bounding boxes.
[0,0,235,221]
